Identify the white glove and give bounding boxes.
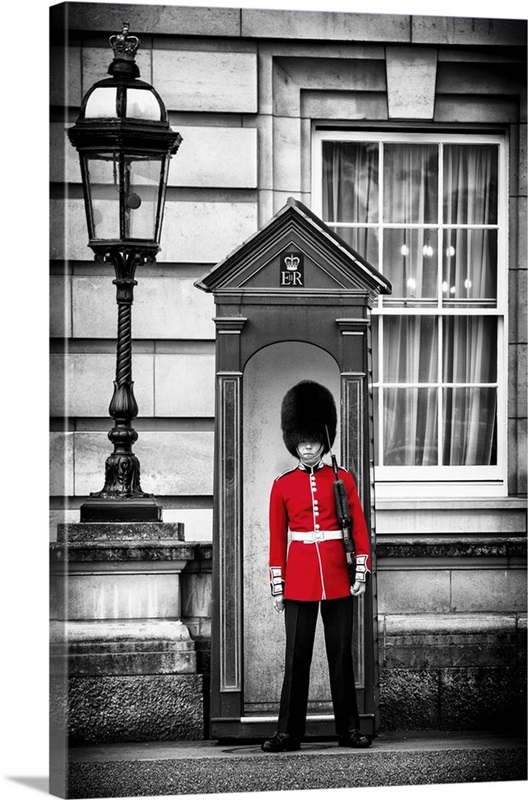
[273,593,285,613]
[351,581,366,596]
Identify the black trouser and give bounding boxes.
[277,595,360,739]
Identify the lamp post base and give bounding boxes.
[80,496,163,522]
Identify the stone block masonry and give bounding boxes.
[376,535,527,733]
[51,674,204,745]
[50,522,211,744]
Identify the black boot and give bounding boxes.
[261,732,301,752]
[338,728,372,748]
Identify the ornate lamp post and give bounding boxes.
[68,23,182,521]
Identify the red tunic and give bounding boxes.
[269,462,371,602]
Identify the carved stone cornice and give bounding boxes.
[213,316,248,334]
[50,541,196,563]
[377,536,527,561]
[336,317,371,335]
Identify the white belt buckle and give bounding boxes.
[314,530,323,542]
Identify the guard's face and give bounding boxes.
[297,440,324,465]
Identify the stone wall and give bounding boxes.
[376,534,526,732]
[50,3,527,539]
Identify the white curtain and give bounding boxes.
[382,316,439,466]
[322,141,498,467]
[441,145,498,466]
[322,141,379,266]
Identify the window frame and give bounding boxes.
[312,128,508,498]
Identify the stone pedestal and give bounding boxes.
[50,521,204,747]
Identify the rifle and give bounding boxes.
[325,426,355,583]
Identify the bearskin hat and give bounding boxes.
[281,380,337,458]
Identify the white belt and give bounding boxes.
[290,530,343,543]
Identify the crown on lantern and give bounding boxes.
[109,22,140,62]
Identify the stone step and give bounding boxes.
[61,731,526,798]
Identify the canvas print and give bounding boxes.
[48,0,527,798]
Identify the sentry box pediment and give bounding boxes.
[194,197,391,304]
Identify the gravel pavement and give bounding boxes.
[64,731,527,798]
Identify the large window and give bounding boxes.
[313,131,507,494]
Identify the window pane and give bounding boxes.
[384,316,438,384]
[85,87,118,118]
[383,388,439,466]
[372,386,380,465]
[322,142,379,223]
[124,156,163,241]
[85,155,120,240]
[383,144,438,224]
[125,88,162,121]
[443,317,497,383]
[443,229,497,303]
[371,317,379,384]
[443,388,497,465]
[331,226,379,268]
[443,144,498,225]
[383,229,438,299]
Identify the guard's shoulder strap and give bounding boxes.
[274,466,297,481]
[337,466,359,486]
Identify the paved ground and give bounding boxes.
[63,731,527,798]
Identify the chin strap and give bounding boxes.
[297,443,324,468]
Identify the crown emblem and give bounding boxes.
[284,254,300,271]
[109,23,140,62]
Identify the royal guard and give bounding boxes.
[262,380,372,753]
